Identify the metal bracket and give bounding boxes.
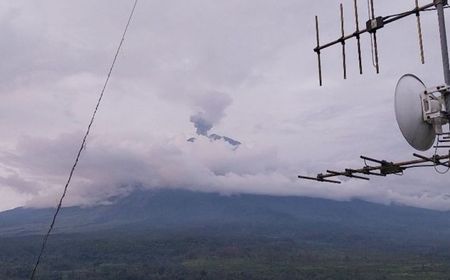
[421,85,449,134]
[366,17,384,33]
[434,0,448,6]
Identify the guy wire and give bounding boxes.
[30,1,138,279]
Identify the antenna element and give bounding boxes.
[313,0,439,85]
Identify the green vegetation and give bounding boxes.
[2,230,450,280]
[3,190,450,279]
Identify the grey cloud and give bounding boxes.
[0,3,111,93]
[0,0,449,211]
[0,174,40,195]
[192,91,232,124]
[1,133,287,207]
[2,132,450,211]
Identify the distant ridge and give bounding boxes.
[1,189,450,246]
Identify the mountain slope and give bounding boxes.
[4,189,450,279]
[2,189,450,246]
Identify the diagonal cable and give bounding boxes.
[30,1,138,278]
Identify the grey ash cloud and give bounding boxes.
[188,90,241,148]
[188,109,242,149]
[190,113,213,136]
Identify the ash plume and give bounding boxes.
[190,113,213,136]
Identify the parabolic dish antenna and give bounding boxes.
[394,74,435,151]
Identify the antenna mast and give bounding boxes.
[435,0,450,111]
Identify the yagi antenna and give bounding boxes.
[301,1,450,184]
[314,0,437,85]
[299,152,450,184]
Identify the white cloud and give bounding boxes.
[0,0,449,211]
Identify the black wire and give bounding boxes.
[423,5,450,12]
[29,1,138,279]
[367,0,377,69]
[383,4,450,20]
[403,164,435,169]
[383,11,412,20]
[363,159,375,168]
[433,136,450,174]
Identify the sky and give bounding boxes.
[1,0,450,211]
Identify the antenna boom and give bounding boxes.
[298,152,450,184]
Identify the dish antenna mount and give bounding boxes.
[395,74,449,151]
[300,0,450,183]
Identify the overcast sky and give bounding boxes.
[1,0,449,211]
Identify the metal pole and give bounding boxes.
[435,1,450,125]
